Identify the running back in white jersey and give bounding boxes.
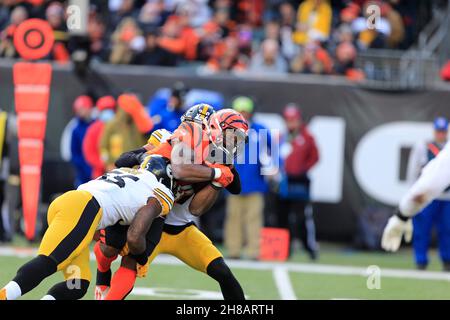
[78,167,174,230]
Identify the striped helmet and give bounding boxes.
[147,128,172,148]
[208,108,249,159]
[180,103,215,127]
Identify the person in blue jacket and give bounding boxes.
[70,95,94,187]
[224,96,272,260]
[147,82,189,132]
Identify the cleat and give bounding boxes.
[0,288,6,300]
[95,285,109,300]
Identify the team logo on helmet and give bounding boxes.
[181,103,215,127]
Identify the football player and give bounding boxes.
[0,154,175,300]
[382,141,450,252]
[94,108,249,300]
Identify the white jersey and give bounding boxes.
[400,141,450,217]
[165,195,197,226]
[78,168,174,230]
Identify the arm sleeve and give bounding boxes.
[82,125,103,169]
[399,141,450,217]
[225,167,241,194]
[304,135,319,172]
[406,142,426,185]
[70,128,85,167]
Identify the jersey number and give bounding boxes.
[99,170,139,188]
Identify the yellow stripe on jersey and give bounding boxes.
[153,188,173,216]
[154,188,174,207]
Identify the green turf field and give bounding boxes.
[0,240,449,300]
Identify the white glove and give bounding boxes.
[381,215,413,252]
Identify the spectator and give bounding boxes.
[132,29,178,66]
[293,0,332,45]
[290,41,333,74]
[148,81,189,132]
[109,0,139,31]
[70,95,94,187]
[0,108,14,243]
[204,36,247,73]
[278,103,319,260]
[100,94,151,171]
[82,95,116,179]
[86,15,109,62]
[406,117,450,271]
[249,38,288,74]
[0,6,28,58]
[382,2,405,48]
[225,96,270,260]
[333,41,357,75]
[279,1,296,29]
[109,17,143,64]
[351,1,391,50]
[46,1,70,63]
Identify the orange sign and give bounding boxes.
[13,62,52,240]
[259,228,290,261]
[13,19,54,60]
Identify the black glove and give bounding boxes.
[225,167,241,194]
[114,148,146,168]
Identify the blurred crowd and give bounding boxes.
[0,0,431,77]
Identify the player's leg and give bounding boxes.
[244,193,263,260]
[42,247,92,300]
[105,217,165,300]
[295,200,318,260]
[224,195,244,259]
[0,190,102,300]
[94,224,128,299]
[435,200,450,271]
[168,225,245,300]
[412,201,436,269]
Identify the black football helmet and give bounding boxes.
[180,103,215,127]
[140,155,175,191]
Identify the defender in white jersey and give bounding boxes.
[0,155,175,301]
[382,141,450,252]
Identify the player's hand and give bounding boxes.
[381,215,413,252]
[207,162,234,188]
[136,262,149,278]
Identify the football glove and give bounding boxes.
[381,213,413,252]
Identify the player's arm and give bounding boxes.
[114,147,147,168]
[189,184,221,216]
[126,197,162,264]
[170,141,234,185]
[382,142,450,252]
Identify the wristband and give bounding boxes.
[214,168,222,179]
[210,181,223,190]
[394,208,410,222]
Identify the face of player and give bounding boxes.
[434,130,448,144]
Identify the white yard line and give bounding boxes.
[1,246,450,281]
[272,267,297,300]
